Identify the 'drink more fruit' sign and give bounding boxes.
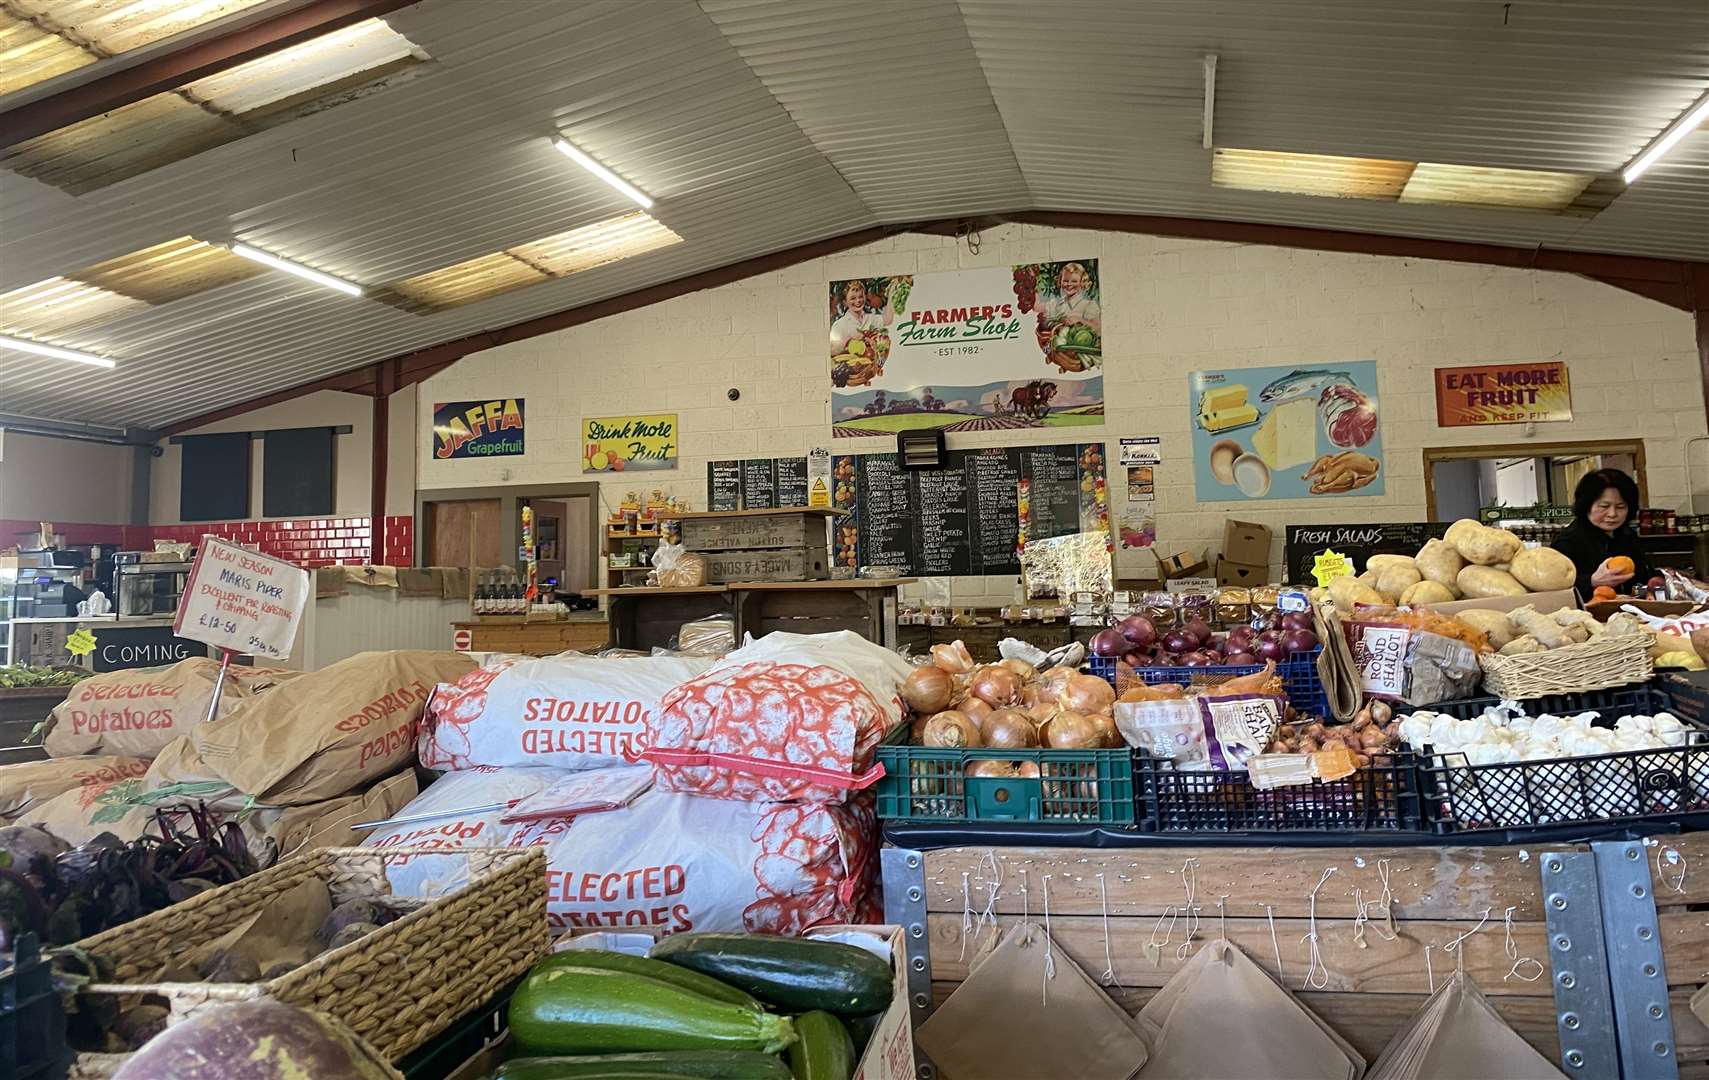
[434,398,525,459]
[583,414,678,472]
[829,261,1106,439]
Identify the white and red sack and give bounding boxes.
[420,653,712,772]
[643,631,910,804]
[505,787,877,937]
[359,765,569,896]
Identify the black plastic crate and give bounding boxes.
[1134,749,1424,834]
[1088,647,1330,718]
[1,934,70,1080]
[1413,682,1709,835]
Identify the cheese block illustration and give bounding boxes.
[1252,398,1318,469]
[1197,384,1258,432]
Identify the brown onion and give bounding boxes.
[931,641,975,674]
[969,665,1023,707]
[922,710,981,748]
[981,708,1041,749]
[966,759,1042,779]
[956,696,994,729]
[1087,712,1121,749]
[1024,699,1059,726]
[1044,710,1103,749]
[996,658,1038,683]
[902,665,954,714]
[1041,666,1074,697]
[1059,673,1116,715]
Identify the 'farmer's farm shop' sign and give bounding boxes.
[434,399,526,459]
[583,414,678,472]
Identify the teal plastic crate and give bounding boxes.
[874,726,1135,825]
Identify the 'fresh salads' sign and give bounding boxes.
[175,537,310,660]
[829,260,1106,439]
[434,398,525,459]
[583,414,678,472]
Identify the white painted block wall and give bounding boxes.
[417,224,1705,605]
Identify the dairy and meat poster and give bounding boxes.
[829,261,1105,438]
[1187,362,1384,502]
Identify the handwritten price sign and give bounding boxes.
[174,537,310,660]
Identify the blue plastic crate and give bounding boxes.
[1087,647,1329,717]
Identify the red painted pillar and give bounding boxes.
[370,360,396,564]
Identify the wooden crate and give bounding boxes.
[918,843,1565,1073]
[703,546,829,583]
[1652,832,1709,1077]
[679,512,825,552]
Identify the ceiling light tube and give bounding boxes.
[0,334,116,369]
[230,242,364,296]
[553,138,654,209]
[1623,88,1709,184]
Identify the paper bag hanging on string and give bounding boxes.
[1367,970,1565,1080]
[918,922,1149,1080]
[1136,939,1362,1080]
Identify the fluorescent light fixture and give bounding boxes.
[0,334,116,369]
[553,138,654,209]
[1623,89,1709,184]
[230,243,364,296]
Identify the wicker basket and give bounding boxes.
[1477,631,1655,700]
[70,846,545,1070]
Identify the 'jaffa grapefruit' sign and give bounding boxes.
[175,537,310,660]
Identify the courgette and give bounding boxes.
[507,966,796,1057]
[494,1050,791,1080]
[536,950,764,1010]
[787,1011,855,1080]
[651,934,893,1016]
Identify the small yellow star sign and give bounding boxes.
[66,628,98,657]
[1312,550,1354,588]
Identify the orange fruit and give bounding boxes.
[1607,556,1635,576]
[1592,586,1617,602]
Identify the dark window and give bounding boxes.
[179,433,251,521]
[262,427,335,518]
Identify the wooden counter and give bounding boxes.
[584,579,912,651]
[451,615,608,656]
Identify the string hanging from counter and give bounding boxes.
[1217,894,1229,942]
[1299,866,1337,990]
[1502,906,1545,983]
[1146,905,1179,969]
[975,849,1003,931]
[1443,906,1490,975]
[1176,857,1201,961]
[958,872,974,962]
[1097,872,1117,986]
[1040,874,1058,1004]
[1424,943,1436,993]
[1656,844,1688,895]
[1264,904,1284,982]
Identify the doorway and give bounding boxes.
[426,499,503,568]
[1423,439,1647,525]
[522,493,595,596]
[416,484,601,593]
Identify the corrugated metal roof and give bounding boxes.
[0,0,1704,429]
[0,0,273,93]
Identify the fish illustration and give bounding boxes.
[1259,368,1355,403]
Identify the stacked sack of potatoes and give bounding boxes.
[1319,518,1580,612]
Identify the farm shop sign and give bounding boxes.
[1434,362,1572,427]
[829,260,1105,439]
[434,398,525,459]
[583,414,677,472]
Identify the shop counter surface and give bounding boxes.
[585,579,913,650]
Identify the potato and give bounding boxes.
[1328,575,1388,613]
[1451,521,1524,566]
[1399,580,1455,606]
[1365,554,1418,574]
[1457,565,1527,599]
[1443,519,1484,551]
[1509,547,1577,592]
[1455,608,1516,649]
[1374,564,1423,599]
[1414,539,1465,593]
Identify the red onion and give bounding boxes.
[1162,630,1195,654]
[1116,615,1158,648]
[1281,628,1319,654]
[902,666,954,714]
[1226,625,1256,650]
[1225,651,1259,666]
[1182,619,1213,648]
[1090,629,1128,657]
[969,665,1022,707]
[1155,652,1181,667]
[1257,629,1282,644]
[1059,673,1116,715]
[1181,651,1213,667]
[1280,612,1315,633]
[1253,638,1287,662]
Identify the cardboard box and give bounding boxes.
[1223,520,1272,566]
[1419,588,1577,618]
[1216,557,1269,587]
[1154,549,1209,579]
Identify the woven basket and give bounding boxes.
[1478,631,1655,700]
[70,846,545,1070]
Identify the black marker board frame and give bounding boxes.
[179,432,251,522]
[1283,522,1451,584]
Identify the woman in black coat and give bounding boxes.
[1551,468,1651,599]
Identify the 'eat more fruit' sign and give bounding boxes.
[583,414,678,472]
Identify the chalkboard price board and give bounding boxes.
[708,461,743,511]
[1283,522,1450,584]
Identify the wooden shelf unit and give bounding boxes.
[602,521,661,588]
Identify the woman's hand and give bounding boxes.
[1592,559,1634,587]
